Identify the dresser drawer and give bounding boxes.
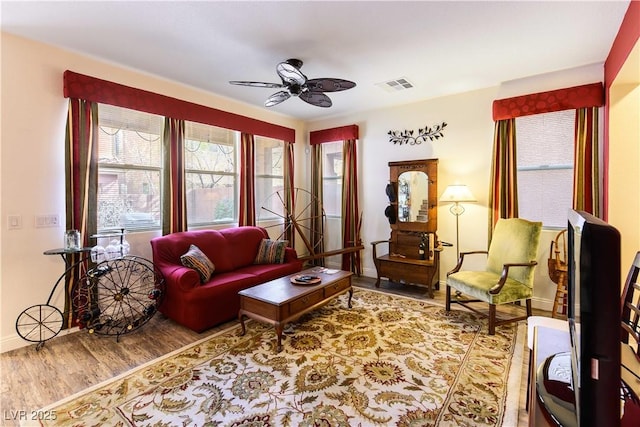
[288,289,323,315]
[324,277,351,298]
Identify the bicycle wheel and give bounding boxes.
[15,304,64,350]
[76,256,164,338]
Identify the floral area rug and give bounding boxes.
[39,288,524,426]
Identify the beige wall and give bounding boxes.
[608,39,640,270]
[0,31,620,352]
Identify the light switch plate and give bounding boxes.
[35,214,60,228]
[8,215,22,230]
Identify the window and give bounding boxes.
[184,122,237,226]
[322,142,343,217]
[255,136,284,220]
[516,110,574,227]
[97,104,163,231]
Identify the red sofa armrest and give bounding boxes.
[284,247,299,263]
[158,264,201,292]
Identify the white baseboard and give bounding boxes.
[1,326,81,353]
[530,296,555,312]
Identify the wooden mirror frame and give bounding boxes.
[389,159,438,233]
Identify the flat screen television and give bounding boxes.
[567,209,621,426]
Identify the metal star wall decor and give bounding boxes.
[388,121,447,145]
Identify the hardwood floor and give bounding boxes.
[0,275,543,426]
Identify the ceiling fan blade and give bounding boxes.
[306,78,357,92]
[229,81,285,89]
[276,61,307,86]
[300,91,332,108]
[265,91,291,107]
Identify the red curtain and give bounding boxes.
[573,107,600,216]
[239,133,256,226]
[341,138,361,273]
[283,142,295,246]
[64,98,98,328]
[162,118,187,234]
[488,119,518,242]
[310,144,325,266]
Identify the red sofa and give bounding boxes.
[150,226,303,332]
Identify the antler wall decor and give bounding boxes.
[388,121,447,145]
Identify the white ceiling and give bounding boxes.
[1,1,630,122]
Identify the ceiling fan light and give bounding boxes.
[277,62,306,86]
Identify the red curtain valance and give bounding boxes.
[492,82,604,121]
[63,70,296,143]
[309,124,359,145]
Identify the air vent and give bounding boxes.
[377,77,414,92]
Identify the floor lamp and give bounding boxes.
[439,185,476,260]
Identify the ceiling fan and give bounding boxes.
[229,58,356,108]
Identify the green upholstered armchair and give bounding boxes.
[446,218,542,334]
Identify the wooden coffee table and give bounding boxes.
[238,269,353,352]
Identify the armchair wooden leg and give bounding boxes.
[488,304,496,335]
[445,284,451,311]
[526,299,532,317]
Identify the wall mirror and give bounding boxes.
[398,171,429,222]
[388,158,438,233]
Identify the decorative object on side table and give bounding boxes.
[290,274,321,285]
[418,232,428,260]
[439,184,476,260]
[388,121,447,145]
[64,229,81,250]
[91,228,130,262]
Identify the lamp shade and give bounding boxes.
[439,185,476,203]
